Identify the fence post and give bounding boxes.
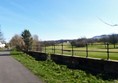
[106,43,109,60]
[54,44,55,54]
[52,45,53,53]
[62,43,63,55]
[40,45,44,53]
[40,46,42,52]
[36,45,38,51]
[72,45,74,56]
[86,43,88,58]
[45,45,46,53]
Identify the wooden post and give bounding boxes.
[72,45,74,56]
[45,45,46,53]
[62,43,63,55]
[86,43,88,58]
[107,43,109,60]
[54,44,55,54]
[52,45,53,53]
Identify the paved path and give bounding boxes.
[0,51,43,83]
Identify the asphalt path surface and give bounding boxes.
[0,51,43,83]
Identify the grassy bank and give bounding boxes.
[11,51,117,83]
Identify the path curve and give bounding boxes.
[0,51,43,83]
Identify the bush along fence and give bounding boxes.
[40,43,118,60]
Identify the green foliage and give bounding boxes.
[21,29,32,51]
[11,51,116,83]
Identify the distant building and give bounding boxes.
[0,42,5,48]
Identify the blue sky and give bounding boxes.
[0,0,118,42]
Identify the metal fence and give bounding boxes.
[40,43,118,60]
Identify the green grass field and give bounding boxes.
[11,51,117,83]
[42,43,118,60]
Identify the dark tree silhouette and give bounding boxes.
[21,29,32,51]
[109,34,118,48]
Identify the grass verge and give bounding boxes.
[11,50,117,83]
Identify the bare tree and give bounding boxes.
[32,35,41,51]
[10,34,25,50]
[0,28,5,43]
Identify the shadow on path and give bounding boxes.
[0,50,10,56]
[0,54,10,56]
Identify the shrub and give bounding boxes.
[71,38,87,47]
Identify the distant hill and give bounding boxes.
[43,34,118,44]
[92,34,111,39]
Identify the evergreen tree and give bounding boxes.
[21,29,32,51]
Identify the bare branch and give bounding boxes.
[97,17,118,27]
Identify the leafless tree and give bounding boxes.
[32,35,41,51]
[0,28,5,43]
[10,34,25,50]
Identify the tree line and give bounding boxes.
[70,34,118,48]
[10,29,41,51]
[40,34,118,49]
[9,29,118,51]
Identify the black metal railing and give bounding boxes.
[31,43,118,60]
